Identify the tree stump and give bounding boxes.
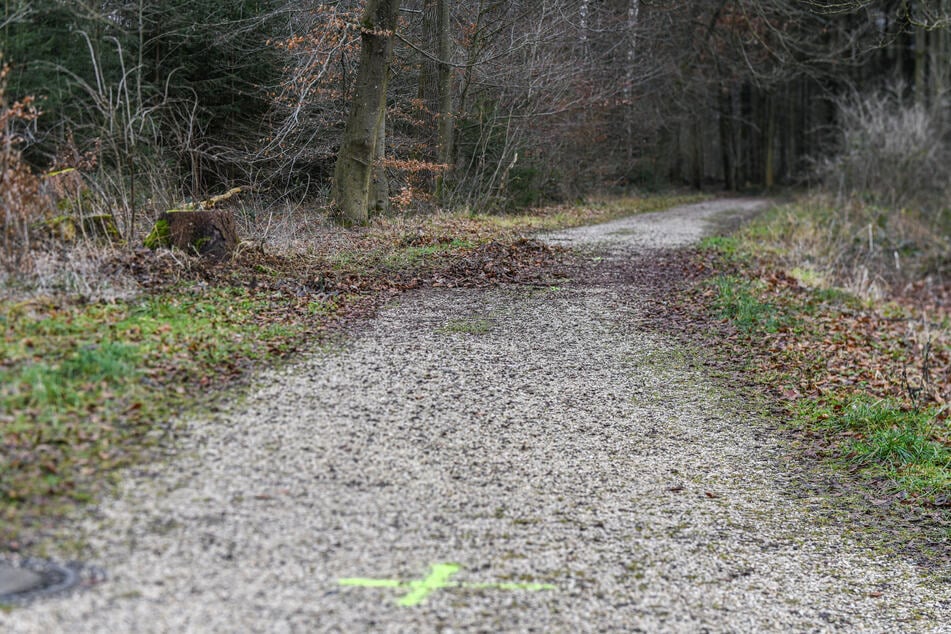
[144,209,238,260]
[81,214,121,243]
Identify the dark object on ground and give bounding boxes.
[0,558,92,604]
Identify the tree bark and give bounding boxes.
[718,83,736,191]
[419,0,439,140]
[420,0,454,200]
[144,210,238,260]
[333,0,401,225]
[435,0,453,199]
[691,118,703,190]
[371,106,389,214]
[764,91,776,190]
[914,19,927,105]
[624,0,640,167]
[435,0,453,165]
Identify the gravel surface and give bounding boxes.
[4,198,950,632]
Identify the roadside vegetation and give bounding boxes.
[687,86,951,518]
[693,197,951,509]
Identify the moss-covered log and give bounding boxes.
[43,214,121,244]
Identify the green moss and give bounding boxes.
[44,214,78,241]
[144,218,171,249]
[439,317,493,335]
[83,214,121,243]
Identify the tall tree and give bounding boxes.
[433,0,453,197]
[333,0,402,224]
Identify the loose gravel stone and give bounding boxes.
[2,198,949,632]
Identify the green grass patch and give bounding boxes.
[710,275,786,333]
[0,286,316,543]
[797,396,951,497]
[850,426,949,470]
[698,235,742,258]
[307,298,339,316]
[384,239,475,268]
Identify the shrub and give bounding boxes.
[822,89,949,210]
[0,64,47,272]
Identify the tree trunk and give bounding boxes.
[436,0,455,201]
[624,0,640,168]
[764,91,776,190]
[421,0,454,201]
[419,0,439,142]
[932,8,945,109]
[914,19,927,105]
[435,0,453,169]
[691,118,703,190]
[144,210,238,260]
[333,0,401,225]
[718,83,736,191]
[371,107,389,214]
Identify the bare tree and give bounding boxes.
[332,0,402,224]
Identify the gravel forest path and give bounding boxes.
[4,199,950,632]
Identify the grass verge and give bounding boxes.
[692,205,951,506]
[1,287,307,546]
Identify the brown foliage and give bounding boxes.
[0,64,47,270]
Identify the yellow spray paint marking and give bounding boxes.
[395,563,460,607]
[338,563,556,607]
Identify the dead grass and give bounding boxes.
[0,245,142,303]
[742,194,951,302]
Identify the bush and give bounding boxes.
[741,196,951,299]
[0,64,47,271]
[822,89,949,210]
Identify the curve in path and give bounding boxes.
[3,198,949,632]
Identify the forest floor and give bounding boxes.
[2,197,949,631]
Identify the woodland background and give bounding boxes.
[2,0,951,236]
